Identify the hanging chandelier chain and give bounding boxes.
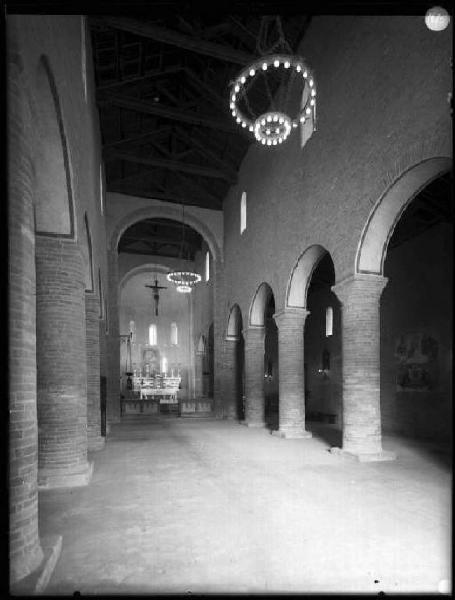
[229,17,317,147]
[256,16,292,56]
[167,203,201,293]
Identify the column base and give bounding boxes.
[272,429,313,439]
[244,421,267,428]
[38,460,94,490]
[10,534,62,595]
[329,447,397,462]
[88,435,106,451]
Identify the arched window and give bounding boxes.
[205,250,210,282]
[81,17,87,102]
[161,356,168,375]
[240,191,247,234]
[325,306,333,337]
[149,324,157,346]
[170,322,178,345]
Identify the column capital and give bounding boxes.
[273,307,310,328]
[242,325,265,340]
[332,273,388,306]
[225,335,240,343]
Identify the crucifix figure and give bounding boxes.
[145,278,167,316]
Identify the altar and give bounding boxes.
[121,375,181,416]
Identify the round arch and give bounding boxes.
[110,205,222,265]
[249,282,275,327]
[119,262,172,292]
[356,156,452,275]
[286,244,330,309]
[32,54,75,239]
[227,304,243,339]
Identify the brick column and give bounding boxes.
[85,293,104,450]
[243,326,266,427]
[8,52,44,582]
[272,309,312,439]
[99,319,107,437]
[106,249,120,424]
[332,274,396,461]
[212,260,225,418]
[195,349,205,397]
[223,336,239,419]
[36,238,93,487]
[99,319,107,379]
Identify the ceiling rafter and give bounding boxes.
[184,67,227,108]
[103,125,172,149]
[142,136,223,203]
[93,17,256,65]
[96,65,185,91]
[170,170,221,204]
[98,92,238,132]
[174,126,238,181]
[104,150,236,183]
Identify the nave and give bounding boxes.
[35,416,450,595]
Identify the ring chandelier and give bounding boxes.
[167,204,202,294]
[166,271,201,294]
[229,54,316,146]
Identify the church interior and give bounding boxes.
[7,7,452,595]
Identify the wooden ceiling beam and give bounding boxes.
[104,150,236,183]
[174,126,238,181]
[97,65,185,91]
[98,92,237,133]
[103,125,172,149]
[184,67,226,107]
[94,17,255,65]
[170,171,221,204]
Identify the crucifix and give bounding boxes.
[145,277,167,316]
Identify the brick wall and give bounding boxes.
[85,293,104,450]
[8,46,44,582]
[106,250,120,423]
[222,16,452,322]
[35,237,90,484]
[11,14,108,329]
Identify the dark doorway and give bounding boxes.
[264,294,278,430]
[380,171,452,462]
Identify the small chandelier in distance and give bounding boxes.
[167,204,201,294]
[167,270,201,294]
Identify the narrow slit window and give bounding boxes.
[170,322,178,346]
[161,356,168,374]
[205,251,210,282]
[100,164,104,215]
[149,324,157,346]
[240,192,247,234]
[325,306,333,337]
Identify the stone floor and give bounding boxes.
[38,416,452,595]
